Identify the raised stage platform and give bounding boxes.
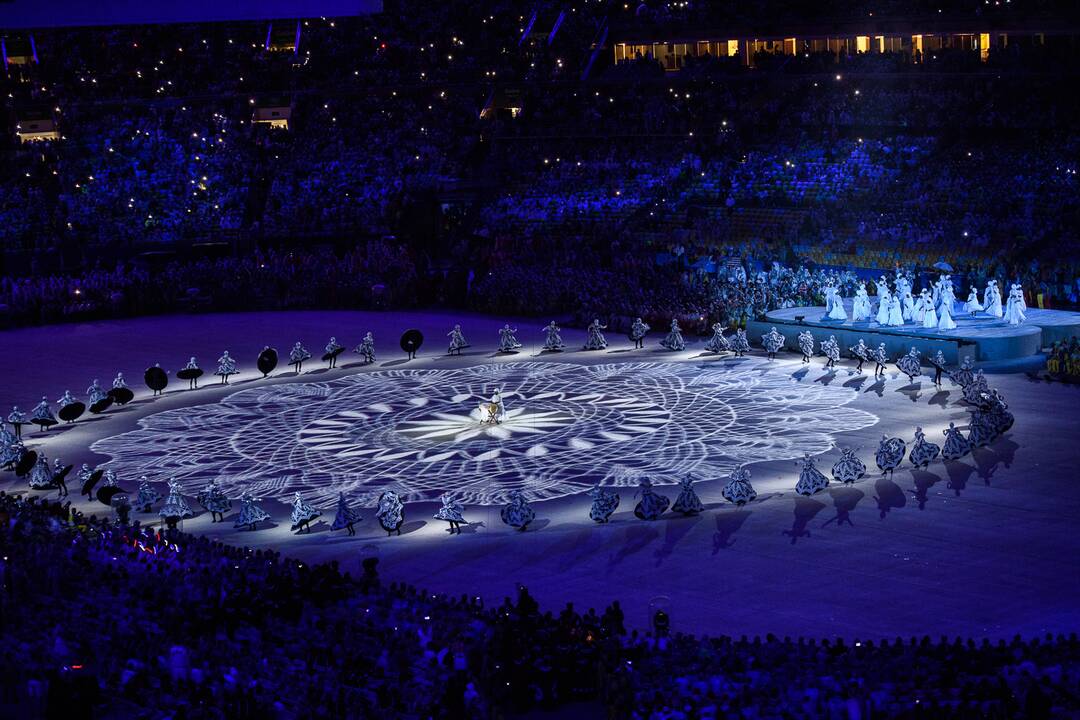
[748,302,1080,363]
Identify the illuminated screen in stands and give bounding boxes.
[0,0,382,28]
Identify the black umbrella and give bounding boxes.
[107,387,135,405]
[15,450,37,478]
[400,329,424,358]
[89,396,114,414]
[257,347,279,377]
[81,468,104,497]
[144,366,169,393]
[58,402,86,423]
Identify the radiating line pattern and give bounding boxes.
[92,361,877,507]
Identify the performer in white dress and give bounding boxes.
[983,280,1003,318]
[659,319,685,351]
[290,491,321,533]
[1004,284,1026,325]
[795,454,829,496]
[851,283,872,322]
[722,466,756,505]
[820,336,840,369]
[542,322,565,352]
[583,319,608,350]
[823,282,847,321]
[289,341,312,373]
[849,339,871,373]
[501,490,536,531]
[629,318,650,349]
[919,290,938,329]
[671,475,705,515]
[446,324,469,355]
[433,494,468,534]
[963,288,984,316]
[831,447,866,484]
[216,352,237,385]
[908,427,941,469]
[497,324,523,353]
[761,327,785,359]
[938,281,957,330]
[886,293,905,327]
[235,492,270,530]
[798,330,814,363]
[354,332,376,364]
[900,289,915,323]
[875,284,892,325]
[331,492,363,535]
[705,323,731,354]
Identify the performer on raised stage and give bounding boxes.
[851,282,872,322]
[629,318,650,349]
[964,287,984,316]
[355,332,376,364]
[984,280,1003,318]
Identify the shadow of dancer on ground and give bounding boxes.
[712,509,752,553]
[782,496,827,544]
[821,486,864,528]
[911,469,944,510]
[873,476,907,519]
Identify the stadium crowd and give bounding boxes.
[1,491,1077,719]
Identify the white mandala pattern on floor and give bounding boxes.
[93,360,878,507]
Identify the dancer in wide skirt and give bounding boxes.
[964,288,984,316]
[795,454,829,496]
[896,347,922,382]
[731,329,751,357]
[722,466,757,505]
[872,343,890,378]
[159,480,194,530]
[941,422,971,460]
[583,319,608,350]
[705,323,730,354]
[7,406,26,439]
[542,322,565,352]
[634,478,670,520]
[290,492,321,533]
[178,357,202,389]
[497,324,523,353]
[355,332,376,364]
[983,280,1003,318]
[434,493,468,534]
[197,479,232,522]
[56,391,83,423]
[289,342,312,373]
[798,330,814,363]
[875,436,906,478]
[447,325,469,355]
[134,476,161,512]
[659,319,685,351]
[216,352,237,385]
[501,490,536,531]
[938,293,957,331]
[908,427,941,469]
[849,339,871,373]
[761,327,785,359]
[671,475,705,515]
[588,484,620,523]
[629,318,650,349]
[86,379,112,413]
[235,492,270,530]
[951,356,975,388]
[831,447,866,484]
[962,370,990,405]
[820,336,840,369]
[330,492,363,535]
[28,454,54,490]
[376,490,405,535]
[31,396,57,431]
